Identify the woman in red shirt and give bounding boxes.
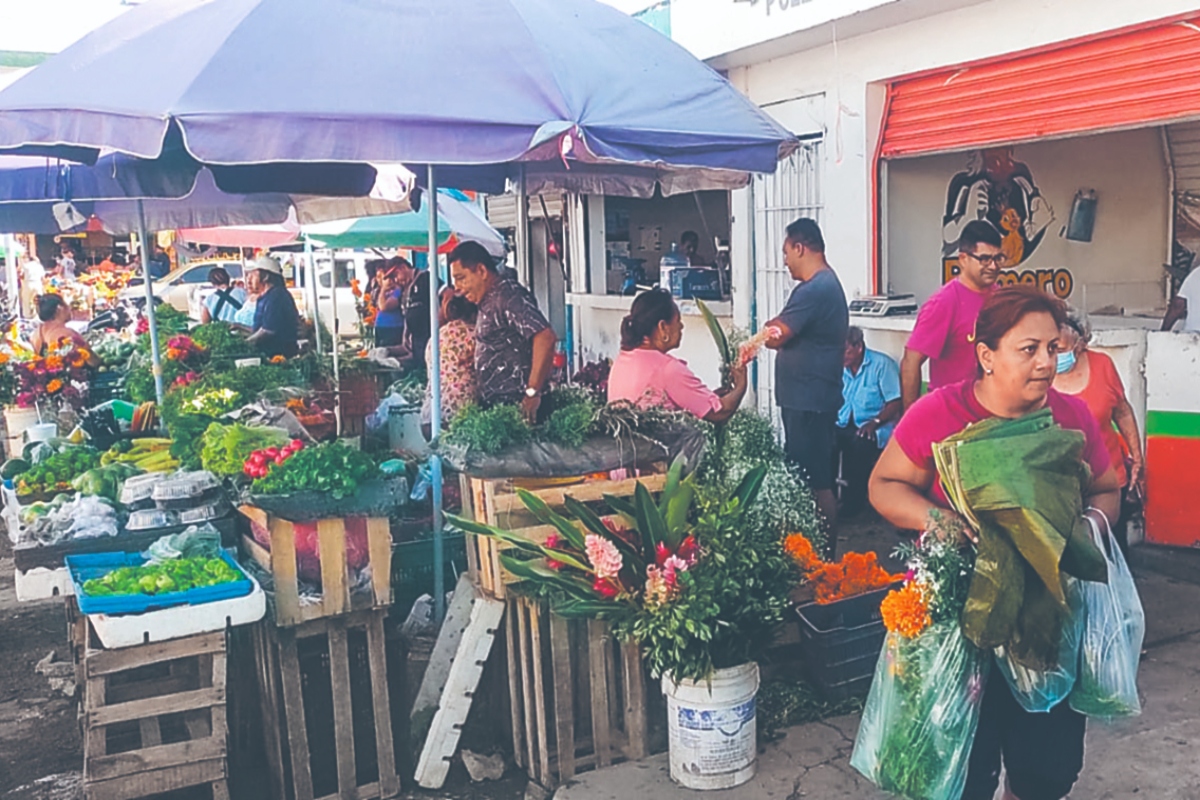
[1052,311,1143,548]
[869,286,1119,800]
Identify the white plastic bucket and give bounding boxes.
[4,406,41,459]
[663,662,760,790]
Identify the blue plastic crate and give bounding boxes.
[66,549,252,616]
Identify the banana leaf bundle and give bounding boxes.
[933,409,1107,670]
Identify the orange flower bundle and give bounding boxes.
[785,533,902,604]
[880,583,932,638]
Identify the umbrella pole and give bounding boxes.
[304,235,321,356]
[137,200,166,408]
[428,168,445,624]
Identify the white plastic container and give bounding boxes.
[26,422,58,445]
[4,406,40,458]
[663,662,760,790]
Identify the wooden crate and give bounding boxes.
[78,620,230,800]
[506,594,648,789]
[239,506,393,627]
[460,473,667,599]
[251,609,400,800]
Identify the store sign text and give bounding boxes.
[943,258,1074,300]
[733,0,817,16]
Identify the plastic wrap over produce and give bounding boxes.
[250,515,370,584]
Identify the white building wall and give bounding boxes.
[684,0,1200,298]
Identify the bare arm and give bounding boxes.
[1111,398,1144,493]
[868,438,942,532]
[200,304,213,324]
[763,317,793,350]
[704,362,748,424]
[519,327,558,422]
[900,348,927,412]
[1162,296,1186,331]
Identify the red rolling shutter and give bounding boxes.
[881,14,1200,158]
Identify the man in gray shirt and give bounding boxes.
[765,218,848,552]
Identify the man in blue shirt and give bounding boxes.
[765,218,848,549]
[835,326,902,518]
[247,256,300,359]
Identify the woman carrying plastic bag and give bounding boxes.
[1069,513,1144,718]
[851,620,989,800]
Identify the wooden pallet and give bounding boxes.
[79,621,229,800]
[239,505,392,627]
[506,594,648,789]
[251,609,400,800]
[459,473,667,599]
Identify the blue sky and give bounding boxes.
[0,0,651,55]
[0,0,135,53]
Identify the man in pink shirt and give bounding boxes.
[900,220,1004,410]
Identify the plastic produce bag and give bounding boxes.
[993,576,1084,713]
[144,524,223,564]
[1069,515,1144,719]
[851,621,990,800]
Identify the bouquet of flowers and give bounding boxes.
[850,512,987,800]
[13,337,91,410]
[448,456,793,681]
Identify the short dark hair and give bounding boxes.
[785,218,825,252]
[448,240,495,272]
[208,267,231,286]
[37,294,66,322]
[680,230,699,247]
[959,219,1002,252]
[388,255,413,272]
[845,326,865,348]
[445,294,478,325]
[365,258,387,278]
[973,285,1067,375]
[620,288,678,350]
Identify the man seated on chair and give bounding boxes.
[834,326,902,518]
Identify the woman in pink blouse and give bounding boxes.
[607,288,747,422]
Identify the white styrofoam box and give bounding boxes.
[14,566,74,601]
[87,572,267,649]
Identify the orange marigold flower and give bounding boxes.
[45,378,64,394]
[784,533,822,572]
[44,355,64,371]
[0,352,8,364]
[270,355,286,364]
[881,584,932,638]
[166,347,182,360]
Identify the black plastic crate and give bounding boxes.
[794,583,898,702]
[391,532,467,614]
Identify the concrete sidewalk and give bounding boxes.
[555,569,1200,800]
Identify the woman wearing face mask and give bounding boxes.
[870,285,1120,800]
[1052,309,1143,550]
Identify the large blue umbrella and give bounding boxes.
[0,0,797,636]
[0,0,795,195]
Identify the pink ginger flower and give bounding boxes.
[584,534,623,579]
[644,566,672,608]
[661,555,689,586]
[543,531,566,571]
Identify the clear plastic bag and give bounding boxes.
[994,577,1084,713]
[1069,514,1144,719]
[851,621,990,800]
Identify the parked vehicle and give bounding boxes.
[119,259,245,316]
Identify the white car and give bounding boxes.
[119,259,246,317]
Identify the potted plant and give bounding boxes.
[448,456,795,790]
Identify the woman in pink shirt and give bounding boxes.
[870,286,1120,800]
[607,289,747,422]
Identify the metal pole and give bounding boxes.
[330,249,341,436]
[304,235,322,356]
[3,235,19,318]
[136,201,166,408]
[428,168,445,624]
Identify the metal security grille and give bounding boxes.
[752,139,824,432]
